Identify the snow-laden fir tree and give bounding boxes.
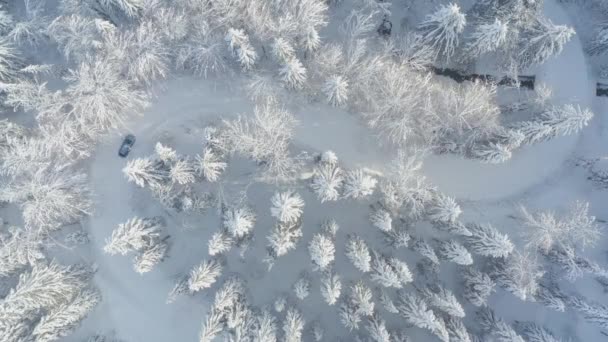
[252,309,277,342]
[477,308,525,342]
[0,226,45,277]
[349,281,374,317]
[208,231,234,256]
[195,148,227,182]
[283,307,305,342]
[517,105,593,145]
[420,285,465,318]
[271,37,295,63]
[366,312,391,342]
[427,194,461,224]
[370,208,392,232]
[225,28,257,70]
[370,251,402,288]
[465,18,509,57]
[462,267,495,307]
[320,271,342,305]
[198,308,224,342]
[308,233,335,271]
[519,17,575,68]
[223,205,256,239]
[310,154,343,202]
[535,283,566,312]
[339,300,361,331]
[383,226,411,249]
[32,289,101,342]
[279,57,307,89]
[322,75,349,107]
[293,273,311,300]
[418,3,467,62]
[433,220,472,237]
[514,321,561,342]
[588,22,608,56]
[396,292,449,342]
[389,257,413,286]
[491,251,544,301]
[346,235,371,273]
[266,219,303,263]
[378,289,399,314]
[438,240,473,265]
[311,321,324,341]
[274,296,287,313]
[270,191,304,223]
[466,223,513,258]
[568,296,608,330]
[104,217,162,256]
[322,219,340,237]
[187,259,223,293]
[169,159,196,185]
[471,142,512,164]
[547,246,608,282]
[123,157,168,188]
[133,241,168,274]
[411,238,440,264]
[446,318,472,342]
[343,169,377,199]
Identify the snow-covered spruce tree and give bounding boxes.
[343,169,377,199]
[322,74,349,107]
[491,251,544,301]
[308,232,335,271]
[0,226,45,277]
[433,219,472,237]
[310,153,343,202]
[310,321,324,341]
[104,217,163,256]
[271,37,295,63]
[370,251,405,288]
[465,18,509,58]
[588,22,608,56]
[517,104,593,145]
[535,282,566,312]
[370,207,392,232]
[270,191,304,223]
[1,166,93,231]
[283,307,305,342]
[252,309,278,342]
[462,267,495,307]
[339,300,361,331]
[198,308,224,342]
[187,259,223,293]
[366,312,391,342]
[518,17,575,68]
[569,296,608,330]
[420,285,465,318]
[514,321,561,342]
[411,238,440,265]
[383,225,412,249]
[345,235,371,273]
[32,289,101,342]
[320,271,342,305]
[0,119,27,155]
[427,193,462,224]
[223,205,256,239]
[293,273,311,300]
[266,219,303,266]
[396,292,449,342]
[446,318,472,342]
[122,157,169,188]
[208,231,234,256]
[547,246,608,282]
[169,159,196,185]
[418,3,466,62]
[477,308,525,342]
[225,28,257,70]
[438,240,473,266]
[279,57,307,90]
[466,223,514,258]
[133,241,168,274]
[389,257,413,287]
[349,281,375,317]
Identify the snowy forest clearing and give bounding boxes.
[2,0,608,342]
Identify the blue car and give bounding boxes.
[118,134,136,157]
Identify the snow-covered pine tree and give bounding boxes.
[349,281,374,317]
[187,259,223,293]
[517,105,593,145]
[519,17,575,68]
[535,283,566,312]
[465,18,509,58]
[308,233,335,271]
[32,289,101,342]
[491,251,544,301]
[320,271,342,305]
[169,159,196,185]
[466,223,514,258]
[389,257,413,286]
[311,321,324,341]
[279,57,307,89]
[104,216,163,256]
[270,191,304,223]
[547,246,608,282]
[274,296,287,313]
[370,207,392,232]
[418,3,467,62]
[310,154,343,202]
[0,226,44,277]
[366,312,391,342]
[438,240,473,266]
[283,307,305,342]
[271,37,295,63]
[123,157,169,188]
[225,28,257,70]
[378,289,398,314]
[223,205,256,239]
[293,273,311,300]
[588,22,608,56]
[462,267,495,307]
[252,309,277,342]
[133,240,168,274]
[411,238,440,264]
[267,219,303,261]
[420,285,465,318]
[195,147,227,182]
[343,169,377,199]
[383,226,411,249]
[477,308,525,342]
[345,235,371,273]
[427,194,462,224]
[370,251,402,288]
[199,308,224,342]
[396,292,449,342]
[322,75,349,107]
[339,300,361,331]
[569,296,608,330]
[514,321,561,342]
[208,231,234,257]
[446,318,472,342]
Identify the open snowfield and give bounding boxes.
[2,0,608,342]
